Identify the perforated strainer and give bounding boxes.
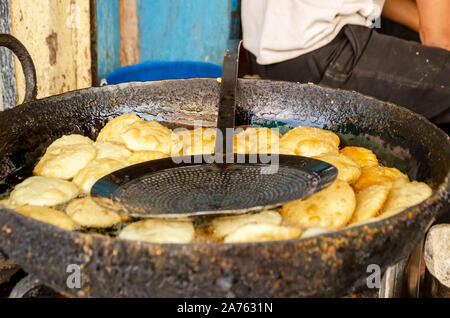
[91,44,338,218]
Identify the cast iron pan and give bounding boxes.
[0,34,448,297]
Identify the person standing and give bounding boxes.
[242,0,450,130]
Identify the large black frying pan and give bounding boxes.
[0,34,448,297]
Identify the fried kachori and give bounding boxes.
[281,180,356,229]
[34,143,97,180]
[351,185,390,223]
[121,120,182,155]
[353,166,409,192]
[234,127,281,154]
[96,113,142,144]
[223,223,300,243]
[279,126,340,157]
[313,152,361,184]
[381,181,432,214]
[93,141,131,162]
[73,158,127,194]
[10,176,79,207]
[15,205,78,231]
[176,127,216,155]
[340,146,379,168]
[211,210,282,238]
[66,197,127,228]
[119,219,195,244]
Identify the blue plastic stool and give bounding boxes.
[104,61,222,85]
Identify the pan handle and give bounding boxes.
[0,33,37,103]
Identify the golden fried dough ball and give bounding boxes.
[351,185,390,223]
[119,219,195,244]
[282,126,340,148]
[313,152,361,184]
[211,210,282,238]
[96,114,141,144]
[128,150,170,165]
[176,127,216,155]
[10,176,79,206]
[223,224,300,243]
[93,141,131,162]
[15,205,78,231]
[381,181,432,214]
[46,134,94,151]
[66,197,127,228]
[353,166,409,192]
[279,126,340,157]
[122,120,182,155]
[73,158,127,194]
[294,139,339,157]
[340,146,379,168]
[281,180,356,229]
[34,144,97,180]
[234,127,281,154]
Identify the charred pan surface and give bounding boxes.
[0,79,448,297]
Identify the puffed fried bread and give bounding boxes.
[15,205,78,231]
[353,166,409,192]
[34,143,97,180]
[46,134,94,151]
[66,197,127,228]
[223,224,300,243]
[281,180,356,229]
[294,139,339,157]
[340,146,379,168]
[121,120,182,155]
[381,181,432,213]
[280,126,340,157]
[93,141,131,162]
[211,210,282,238]
[119,219,195,244]
[96,113,142,144]
[10,176,79,206]
[313,152,361,184]
[351,185,390,223]
[234,127,281,154]
[281,126,340,148]
[73,158,127,194]
[176,127,216,155]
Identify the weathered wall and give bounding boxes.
[119,0,139,67]
[95,0,231,80]
[10,0,92,101]
[96,0,120,80]
[137,0,229,65]
[4,1,234,93]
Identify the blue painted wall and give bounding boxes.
[137,0,229,65]
[96,0,121,80]
[96,0,232,80]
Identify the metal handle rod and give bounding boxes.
[0,33,37,103]
[214,41,241,156]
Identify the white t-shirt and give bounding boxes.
[242,0,385,65]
